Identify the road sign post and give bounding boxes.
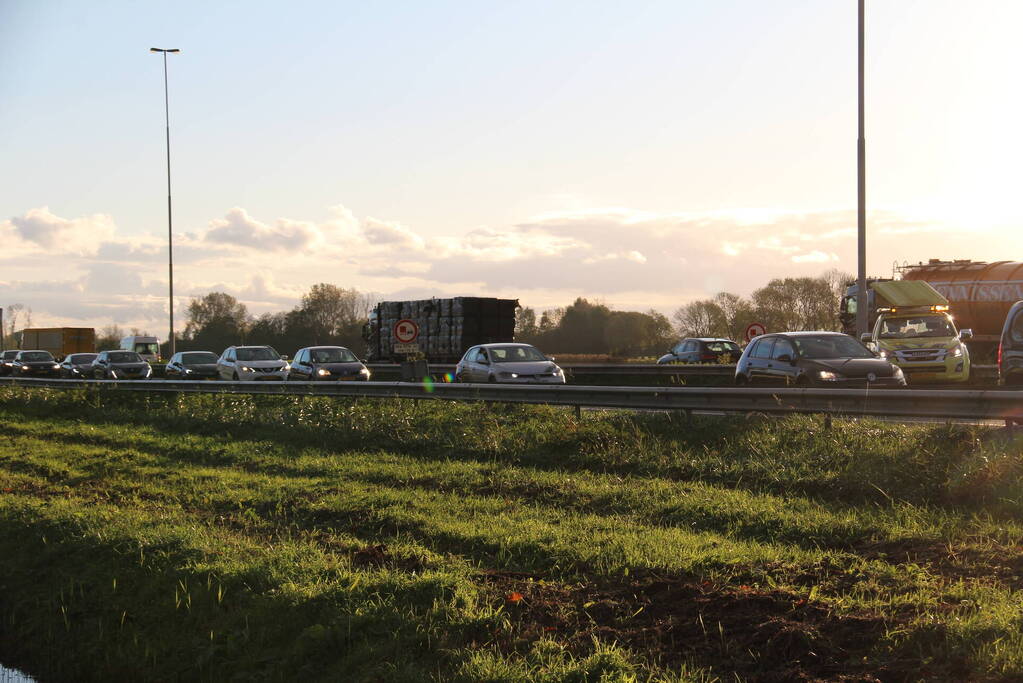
[392,319,427,380]
[744,322,767,344]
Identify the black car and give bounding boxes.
[735,332,906,387]
[998,301,1023,386]
[657,338,742,364]
[165,351,220,379]
[0,350,18,376]
[91,350,152,380]
[59,353,99,378]
[287,346,370,381]
[10,350,61,378]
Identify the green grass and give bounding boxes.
[1,386,1023,681]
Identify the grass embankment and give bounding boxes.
[1,388,1022,681]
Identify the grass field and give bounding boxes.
[1,386,1023,681]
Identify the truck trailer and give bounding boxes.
[842,259,1023,362]
[364,297,518,363]
[18,328,96,359]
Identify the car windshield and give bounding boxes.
[2,351,18,360]
[181,352,218,364]
[488,345,548,362]
[21,351,54,362]
[134,343,159,355]
[70,354,97,364]
[236,347,279,361]
[878,315,956,339]
[791,335,874,359]
[109,352,142,363]
[309,348,357,363]
[707,341,740,352]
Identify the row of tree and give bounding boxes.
[670,271,850,341]
[6,270,850,359]
[515,299,674,357]
[173,284,371,356]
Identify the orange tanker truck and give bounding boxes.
[842,260,1023,363]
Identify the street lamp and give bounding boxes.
[151,47,180,357]
[855,1,868,337]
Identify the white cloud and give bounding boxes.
[1,207,116,254]
[1,202,1011,333]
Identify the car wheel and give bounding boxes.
[232,371,240,381]
[794,375,810,388]
[488,374,497,383]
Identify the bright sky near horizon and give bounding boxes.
[1,0,1022,334]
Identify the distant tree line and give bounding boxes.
[515,298,675,357]
[670,271,850,340]
[65,269,850,360]
[172,284,372,357]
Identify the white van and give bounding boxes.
[120,335,161,362]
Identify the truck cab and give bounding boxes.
[859,281,972,383]
[120,335,161,363]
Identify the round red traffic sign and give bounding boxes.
[393,319,420,343]
[744,322,767,343]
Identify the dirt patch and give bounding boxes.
[349,543,427,572]
[859,540,1023,589]
[479,570,892,682]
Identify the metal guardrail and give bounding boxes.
[365,362,733,376]
[2,376,1020,422]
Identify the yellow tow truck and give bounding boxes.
[859,280,972,384]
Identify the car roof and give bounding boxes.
[479,342,535,348]
[686,337,736,342]
[303,345,349,350]
[763,331,848,337]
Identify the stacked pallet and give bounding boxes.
[369,297,518,362]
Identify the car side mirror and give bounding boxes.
[959,329,973,340]
[859,333,872,343]
[281,355,289,361]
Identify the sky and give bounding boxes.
[2,0,1022,336]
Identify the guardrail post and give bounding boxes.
[574,405,581,420]
[824,414,832,430]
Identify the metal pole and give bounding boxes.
[162,52,175,357]
[151,47,179,356]
[0,308,4,351]
[855,0,868,337]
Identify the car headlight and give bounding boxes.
[239,366,253,373]
[952,345,963,358]
[20,366,29,372]
[892,366,905,379]
[71,367,80,375]
[145,367,152,377]
[499,372,518,379]
[317,368,330,376]
[877,349,888,359]
[360,367,370,376]
[817,370,841,381]
[52,364,60,370]
[183,368,192,374]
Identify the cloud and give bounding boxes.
[362,218,425,250]
[2,207,116,254]
[202,207,323,252]
[1,201,1010,334]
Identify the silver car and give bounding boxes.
[456,343,565,384]
[217,345,289,381]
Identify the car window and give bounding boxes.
[707,341,740,353]
[680,341,695,353]
[672,343,685,354]
[182,352,218,364]
[752,338,775,359]
[1011,312,1023,345]
[71,354,97,364]
[772,339,796,360]
[792,335,873,359]
[20,351,54,362]
[488,345,546,362]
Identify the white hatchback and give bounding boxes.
[456,343,565,384]
[217,345,289,381]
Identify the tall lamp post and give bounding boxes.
[855,1,868,337]
[151,47,180,357]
